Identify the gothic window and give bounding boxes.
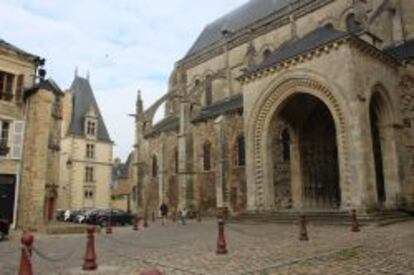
[85,166,94,182]
[203,141,211,171]
[346,14,362,33]
[263,49,272,60]
[235,135,245,166]
[152,155,158,178]
[0,71,15,101]
[205,75,212,106]
[86,144,95,159]
[281,128,290,162]
[174,148,179,174]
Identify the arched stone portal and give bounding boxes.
[269,94,341,209]
[247,76,350,211]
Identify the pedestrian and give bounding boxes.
[160,202,169,225]
[64,209,71,222]
[180,207,188,225]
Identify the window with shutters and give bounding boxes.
[0,71,15,101]
[0,121,10,156]
[11,121,25,159]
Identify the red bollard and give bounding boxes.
[82,226,97,271]
[351,209,360,232]
[140,268,163,275]
[144,212,149,228]
[133,215,139,231]
[299,215,309,241]
[106,219,113,234]
[216,218,228,255]
[197,207,202,223]
[18,232,34,275]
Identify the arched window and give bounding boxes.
[203,141,211,171]
[152,155,158,178]
[263,49,272,60]
[205,75,212,106]
[236,135,245,166]
[174,148,179,174]
[346,14,362,33]
[281,128,290,162]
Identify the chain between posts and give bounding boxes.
[31,244,81,263]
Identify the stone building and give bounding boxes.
[135,0,414,216]
[111,155,135,212]
[59,74,113,210]
[0,38,64,230]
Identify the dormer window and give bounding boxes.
[84,105,98,138]
[87,120,96,136]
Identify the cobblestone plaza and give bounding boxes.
[1,219,413,274]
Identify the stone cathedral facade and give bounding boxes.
[134,0,414,216]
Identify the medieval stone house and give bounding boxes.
[58,74,113,210]
[0,38,63,230]
[135,0,414,216]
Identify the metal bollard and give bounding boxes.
[351,209,360,232]
[18,231,34,275]
[299,215,309,241]
[82,226,97,271]
[216,218,228,255]
[140,268,163,275]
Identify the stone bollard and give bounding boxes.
[139,268,163,275]
[18,231,34,275]
[299,215,309,241]
[351,209,360,232]
[82,226,98,271]
[216,218,228,255]
[151,211,155,222]
[106,218,113,234]
[133,215,140,231]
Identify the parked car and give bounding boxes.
[0,219,10,241]
[89,209,133,227]
[55,209,65,222]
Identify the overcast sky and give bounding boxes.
[0,0,247,161]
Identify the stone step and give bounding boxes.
[228,210,413,226]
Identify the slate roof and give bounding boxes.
[145,116,180,138]
[385,38,414,61]
[249,25,348,73]
[67,76,111,142]
[0,38,39,60]
[192,94,243,123]
[185,0,293,58]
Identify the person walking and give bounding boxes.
[160,202,169,225]
[180,207,188,225]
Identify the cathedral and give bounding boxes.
[134,0,414,217]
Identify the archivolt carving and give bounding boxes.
[250,78,349,208]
